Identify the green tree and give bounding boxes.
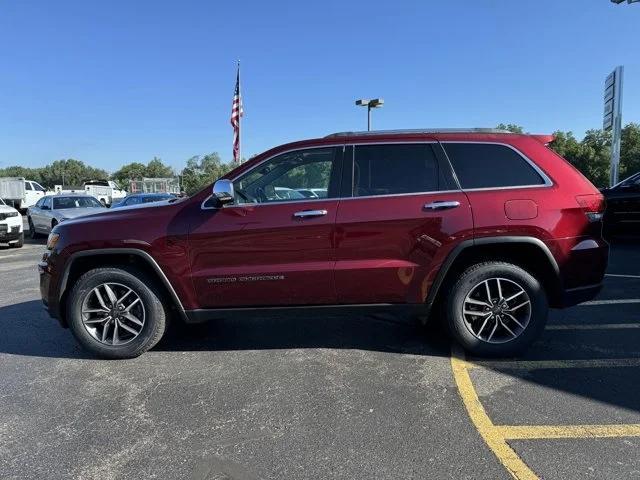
[496,123,525,134]
[145,156,174,178]
[547,130,610,187]
[0,166,43,184]
[620,123,640,179]
[37,159,108,188]
[181,153,233,195]
[111,162,147,188]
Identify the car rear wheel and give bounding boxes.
[67,267,167,359]
[445,261,548,357]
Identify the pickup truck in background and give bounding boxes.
[0,177,48,211]
[54,180,127,207]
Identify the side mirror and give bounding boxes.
[41,205,50,210]
[212,179,234,206]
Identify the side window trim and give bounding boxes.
[440,141,554,191]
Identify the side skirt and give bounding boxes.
[185,303,429,324]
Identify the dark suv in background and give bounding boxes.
[39,129,608,359]
[601,171,640,238]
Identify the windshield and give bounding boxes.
[618,172,640,189]
[0,198,5,206]
[53,196,103,209]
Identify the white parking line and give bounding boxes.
[547,323,640,330]
[581,299,640,306]
[606,273,640,279]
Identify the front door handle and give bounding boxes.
[424,201,460,211]
[293,209,328,218]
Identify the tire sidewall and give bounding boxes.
[67,268,165,359]
[447,263,548,357]
[28,218,37,239]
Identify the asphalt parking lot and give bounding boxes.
[1,219,639,479]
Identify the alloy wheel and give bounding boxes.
[462,277,531,344]
[80,282,146,346]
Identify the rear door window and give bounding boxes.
[443,143,546,189]
[352,144,448,197]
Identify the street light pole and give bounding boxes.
[356,98,384,131]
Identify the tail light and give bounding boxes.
[575,194,605,222]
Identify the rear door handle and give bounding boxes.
[424,201,460,211]
[293,209,328,218]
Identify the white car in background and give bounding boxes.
[27,194,106,238]
[295,188,328,199]
[0,197,24,248]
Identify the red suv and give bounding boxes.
[39,129,608,359]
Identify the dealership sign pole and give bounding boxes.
[603,66,623,187]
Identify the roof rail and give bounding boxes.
[324,128,515,138]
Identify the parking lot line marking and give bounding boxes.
[581,299,640,306]
[606,273,640,279]
[546,323,640,330]
[469,358,640,370]
[450,345,538,479]
[497,424,640,440]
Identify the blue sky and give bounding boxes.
[0,0,638,173]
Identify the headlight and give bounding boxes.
[6,212,18,218]
[46,233,60,250]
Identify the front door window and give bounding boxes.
[233,148,338,205]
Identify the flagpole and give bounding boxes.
[237,60,241,164]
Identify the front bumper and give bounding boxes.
[0,224,22,242]
[38,250,66,326]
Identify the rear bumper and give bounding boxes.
[549,236,608,308]
[560,283,603,308]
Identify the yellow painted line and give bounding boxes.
[547,323,640,330]
[450,345,538,479]
[498,424,640,440]
[469,358,640,370]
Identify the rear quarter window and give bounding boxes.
[443,143,546,189]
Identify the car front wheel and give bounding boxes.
[445,261,548,357]
[67,267,167,359]
[28,217,39,239]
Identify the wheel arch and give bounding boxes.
[58,249,187,326]
[426,237,563,314]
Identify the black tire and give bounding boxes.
[67,267,167,359]
[28,217,39,239]
[11,232,24,248]
[445,261,548,357]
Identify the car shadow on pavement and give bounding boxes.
[0,300,94,359]
[0,300,451,359]
[157,311,452,357]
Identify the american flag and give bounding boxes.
[230,64,243,163]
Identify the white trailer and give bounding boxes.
[0,177,48,210]
[129,177,181,195]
